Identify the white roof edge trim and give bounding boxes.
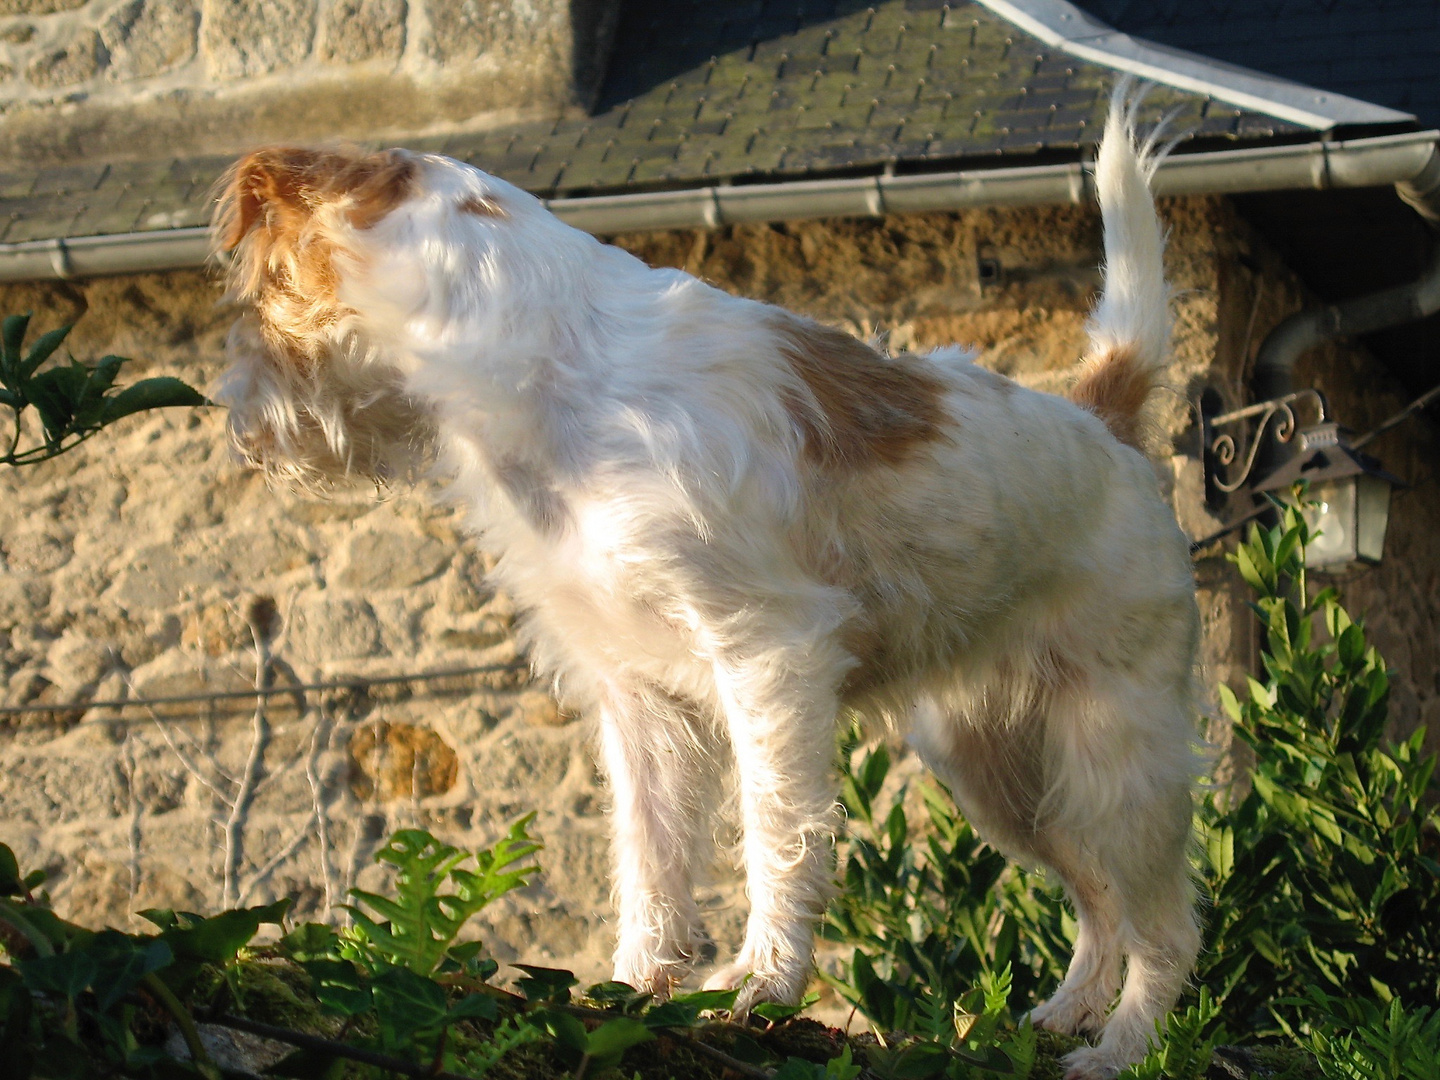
[974,0,1416,131]
[1,131,1435,282]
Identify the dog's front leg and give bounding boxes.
[599,689,716,1000]
[701,652,844,1011]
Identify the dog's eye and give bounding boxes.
[457,195,506,219]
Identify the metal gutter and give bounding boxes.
[0,227,213,283]
[1,130,1436,283]
[974,0,1415,131]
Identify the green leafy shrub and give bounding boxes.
[0,312,206,466]
[0,816,1062,1079]
[275,816,542,1070]
[1305,993,1440,1080]
[340,817,542,977]
[1197,500,1440,1032]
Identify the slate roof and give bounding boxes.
[457,0,1301,197]
[1072,0,1440,130]
[0,0,1415,247]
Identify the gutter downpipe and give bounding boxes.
[1252,142,1440,402]
[0,129,1436,283]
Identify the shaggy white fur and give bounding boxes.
[214,84,1202,1080]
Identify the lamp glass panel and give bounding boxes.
[1302,479,1357,569]
[1356,473,1391,563]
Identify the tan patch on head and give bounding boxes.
[213,149,434,489]
[217,146,416,251]
[1068,343,1155,451]
[771,314,947,469]
[214,146,415,365]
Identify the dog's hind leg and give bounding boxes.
[600,686,720,999]
[908,695,1124,1037]
[1026,856,1124,1039]
[1039,681,1201,1080]
[910,673,1199,1079]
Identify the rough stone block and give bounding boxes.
[107,543,225,611]
[287,593,382,663]
[43,629,113,693]
[319,0,404,65]
[348,720,458,800]
[0,0,84,14]
[102,0,200,82]
[25,28,105,88]
[201,0,316,79]
[335,527,449,590]
[422,0,566,67]
[127,653,257,719]
[0,573,49,626]
[215,526,311,582]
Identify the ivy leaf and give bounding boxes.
[583,1016,655,1068]
[513,964,578,1003]
[951,1042,1014,1072]
[371,963,450,1044]
[142,898,290,995]
[302,959,372,1018]
[445,993,499,1022]
[753,992,820,1023]
[773,1060,826,1080]
[281,922,341,962]
[534,1008,589,1066]
[668,986,742,1012]
[17,949,98,1001]
[86,932,173,1012]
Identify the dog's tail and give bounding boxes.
[1069,82,1173,452]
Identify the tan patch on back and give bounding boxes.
[457,194,507,219]
[771,314,947,469]
[1068,343,1154,451]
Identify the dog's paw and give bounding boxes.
[700,959,806,1016]
[1029,989,1108,1038]
[612,954,689,1002]
[1059,1044,1126,1080]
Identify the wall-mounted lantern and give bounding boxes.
[1200,389,1401,571]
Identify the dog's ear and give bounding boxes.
[219,148,317,251]
[217,148,416,250]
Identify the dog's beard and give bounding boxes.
[216,315,436,491]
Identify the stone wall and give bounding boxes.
[0,0,620,166]
[0,195,1436,988]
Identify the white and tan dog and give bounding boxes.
[214,87,1201,1078]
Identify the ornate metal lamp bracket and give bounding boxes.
[1201,388,1330,499]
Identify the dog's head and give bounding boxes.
[213,145,579,488]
